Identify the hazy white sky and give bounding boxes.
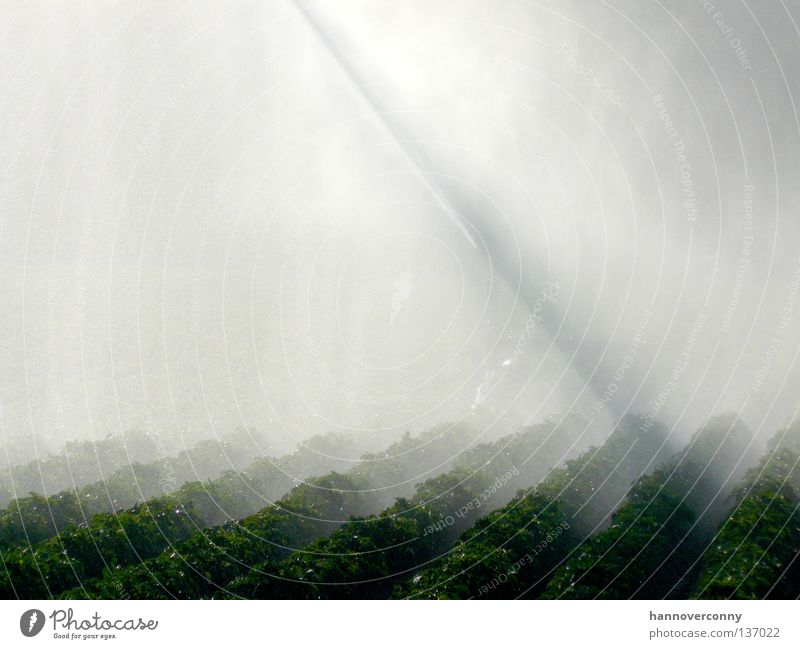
[1,0,799,459]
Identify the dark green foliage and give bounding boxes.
[0,430,163,508]
[224,417,607,600]
[51,424,486,599]
[540,475,695,599]
[62,473,372,599]
[536,414,670,532]
[666,415,759,534]
[0,430,368,551]
[226,468,494,599]
[692,480,800,599]
[0,492,84,550]
[394,414,667,600]
[538,416,758,599]
[71,418,576,600]
[55,414,652,600]
[396,491,575,599]
[0,427,378,598]
[7,412,779,601]
[691,426,800,599]
[0,496,202,598]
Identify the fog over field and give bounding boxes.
[1,0,799,472]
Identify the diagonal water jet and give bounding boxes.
[292,0,631,430]
[292,0,477,249]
